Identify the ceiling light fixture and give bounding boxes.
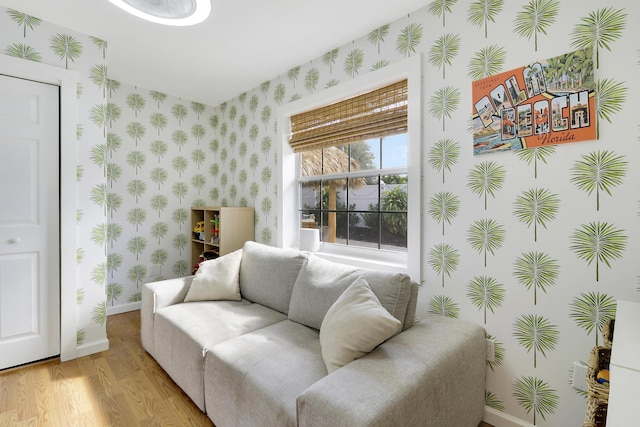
[108,0,212,26]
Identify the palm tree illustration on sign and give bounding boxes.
[515,145,556,179]
[428,33,460,79]
[427,243,460,288]
[467,45,506,81]
[428,0,458,27]
[570,150,627,211]
[513,314,558,368]
[467,275,505,324]
[513,252,559,305]
[513,0,560,52]
[570,221,627,281]
[569,292,616,346]
[467,0,504,38]
[50,33,82,69]
[467,161,505,210]
[428,138,460,184]
[428,295,459,318]
[512,376,558,425]
[513,188,559,242]
[468,218,505,267]
[429,86,460,131]
[428,191,460,235]
[570,7,627,69]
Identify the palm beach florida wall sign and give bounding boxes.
[472,48,595,155]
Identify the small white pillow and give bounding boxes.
[184,249,243,302]
[319,277,401,373]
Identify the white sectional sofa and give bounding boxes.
[141,241,486,427]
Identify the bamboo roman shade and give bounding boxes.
[289,79,408,153]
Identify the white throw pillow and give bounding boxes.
[319,277,401,373]
[184,249,243,302]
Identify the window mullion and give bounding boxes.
[298,167,407,183]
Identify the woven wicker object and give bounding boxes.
[583,346,611,426]
[602,318,615,348]
[583,400,607,427]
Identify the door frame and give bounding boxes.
[0,55,78,362]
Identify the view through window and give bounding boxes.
[298,133,408,252]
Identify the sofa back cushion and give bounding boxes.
[288,254,412,331]
[239,241,307,314]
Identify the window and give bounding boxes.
[278,56,421,278]
[298,135,408,252]
[292,79,409,252]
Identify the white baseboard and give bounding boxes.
[75,338,109,358]
[106,301,141,316]
[484,406,533,427]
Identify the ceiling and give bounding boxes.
[0,0,427,106]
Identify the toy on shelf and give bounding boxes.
[596,369,610,385]
[210,216,220,244]
[193,221,205,241]
[192,250,218,275]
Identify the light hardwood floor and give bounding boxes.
[0,310,494,427]
[0,310,213,426]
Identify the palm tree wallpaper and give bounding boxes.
[1,0,639,425]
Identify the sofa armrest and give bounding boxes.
[297,316,486,427]
[140,276,194,357]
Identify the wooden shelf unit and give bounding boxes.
[190,206,254,268]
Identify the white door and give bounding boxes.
[0,74,60,370]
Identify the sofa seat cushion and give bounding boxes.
[239,241,308,315]
[288,254,412,331]
[153,300,287,411]
[204,320,327,427]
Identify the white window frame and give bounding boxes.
[277,55,422,281]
